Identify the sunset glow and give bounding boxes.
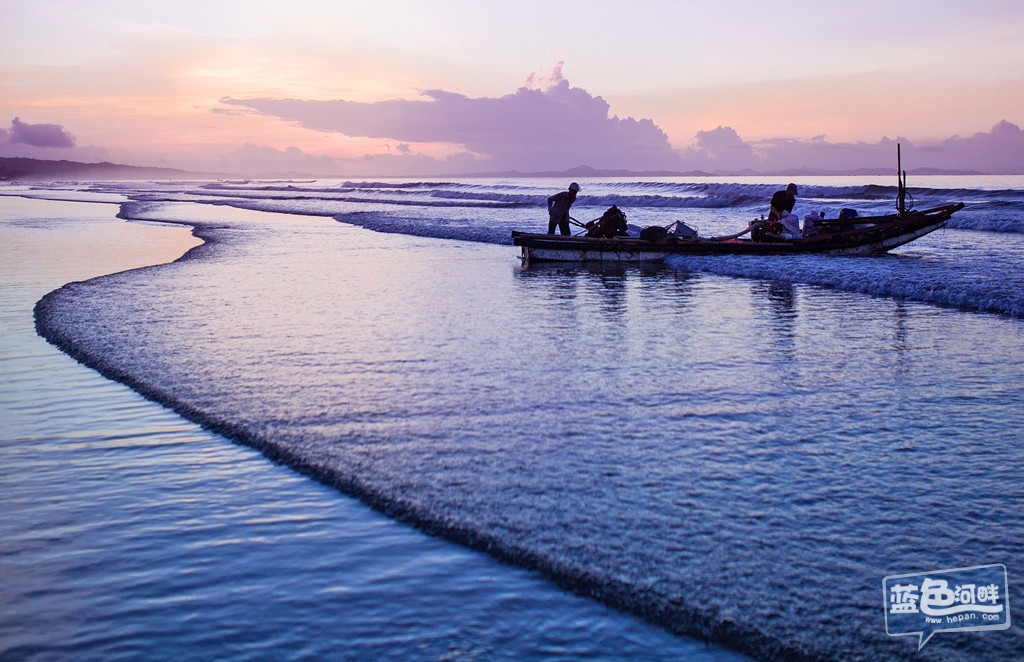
[2,0,1023,175]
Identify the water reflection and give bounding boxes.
[513,262,697,326]
[751,281,798,362]
[513,260,668,283]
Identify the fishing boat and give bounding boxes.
[513,146,964,264]
[513,202,963,264]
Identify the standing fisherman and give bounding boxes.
[547,182,580,235]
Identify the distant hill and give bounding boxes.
[0,157,229,181]
[461,165,713,178]
[1,157,986,182]
[460,164,984,178]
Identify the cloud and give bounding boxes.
[7,117,76,148]
[524,59,566,90]
[218,143,343,177]
[688,126,757,170]
[219,72,684,173]
[214,109,1015,177]
[11,82,1015,177]
[218,142,465,178]
[922,120,1024,174]
[0,116,111,162]
[665,121,1022,175]
[216,67,1023,175]
[742,121,1024,174]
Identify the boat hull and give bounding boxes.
[512,203,963,264]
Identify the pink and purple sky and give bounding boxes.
[2,0,1023,176]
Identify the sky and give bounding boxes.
[2,0,1023,176]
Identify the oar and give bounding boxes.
[569,218,598,230]
[705,226,752,241]
[569,215,600,236]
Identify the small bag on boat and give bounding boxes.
[778,213,802,238]
[668,220,698,238]
[780,212,801,236]
[638,220,697,241]
[639,225,668,241]
[803,211,823,236]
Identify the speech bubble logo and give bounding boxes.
[883,563,1010,650]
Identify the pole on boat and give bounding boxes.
[897,143,907,215]
[568,215,594,236]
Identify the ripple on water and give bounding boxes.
[1,198,744,660]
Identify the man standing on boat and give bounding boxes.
[547,182,580,235]
[768,183,798,222]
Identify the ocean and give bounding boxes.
[3,174,1024,660]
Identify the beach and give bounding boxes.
[4,177,1024,660]
[0,196,739,660]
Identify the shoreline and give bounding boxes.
[1,196,741,660]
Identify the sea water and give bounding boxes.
[0,197,744,660]
[5,176,1024,660]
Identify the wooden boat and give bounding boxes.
[514,146,963,264]
[512,202,964,264]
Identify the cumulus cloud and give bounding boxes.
[0,117,111,162]
[733,121,1024,175]
[686,126,758,171]
[524,59,567,90]
[920,120,1024,174]
[219,71,684,173]
[216,67,1023,175]
[7,117,76,148]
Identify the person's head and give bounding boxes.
[786,183,798,197]
[569,182,580,195]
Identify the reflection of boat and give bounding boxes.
[513,202,963,264]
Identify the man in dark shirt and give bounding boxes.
[547,182,580,235]
[769,183,798,222]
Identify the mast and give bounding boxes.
[897,143,907,215]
